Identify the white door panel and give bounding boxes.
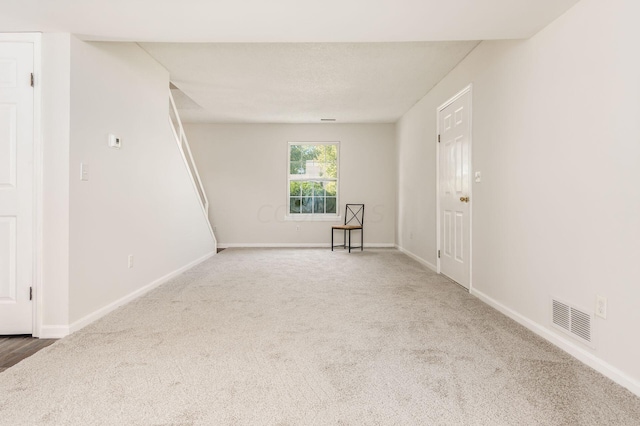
[0,105,17,187]
[0,42,34,334]
[0,217,17,300]
[439,88,471,288]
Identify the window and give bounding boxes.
[288,142,338,216]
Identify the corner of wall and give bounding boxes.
[39,32,72,336]
[66,40,215,326]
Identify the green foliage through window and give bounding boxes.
[288,143,338,215]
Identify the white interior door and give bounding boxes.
[0,42,34,334]
[438,87,471,288]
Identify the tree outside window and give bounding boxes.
[288,142,338,215]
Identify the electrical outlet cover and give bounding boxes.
[595,295,607,319]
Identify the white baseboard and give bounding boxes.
[218,243,395,249]
[395,245,437,272]
[471,287,640,398]
[65,251,215,336]
[39,325,70,339]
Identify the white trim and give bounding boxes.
[436,104,440,274]
[395,245,437,272]
[286,141,340,219]
[0,33,43,337]
[436,84,473,290]
[218,243,395,249]
[66,251,215,335]
[283,215,342,222]
[437,84,473,111]
[32,34,43,338]
[0,33,42,42]
[168,90,216,250]
[471,287,640,398]
[39,325,70,339]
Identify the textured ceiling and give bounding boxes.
[1,0,580,123]
[0,0,579,42]
[143,42,480,123]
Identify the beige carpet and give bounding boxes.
[1,248,639,425]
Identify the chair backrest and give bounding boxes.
[344,204,365,226]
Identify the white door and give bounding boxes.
[438,87,471,288]
[0,42,34,334]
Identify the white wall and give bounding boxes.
[396,101,438,267]
[68,39,215,325]
[40,33,71,335]
[186,124,396,246]
[396,0,640,394]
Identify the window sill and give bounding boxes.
[284,215,342,222]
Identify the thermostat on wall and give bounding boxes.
[108,133,122,149]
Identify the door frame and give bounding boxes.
[436,84,473,290]
[0,33,43,336]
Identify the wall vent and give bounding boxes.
[551,298,594,348]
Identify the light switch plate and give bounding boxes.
[474,171,482,183]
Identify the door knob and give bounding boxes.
[460,196,469,203]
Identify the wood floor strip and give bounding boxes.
[0,336,57,372]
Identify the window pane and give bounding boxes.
[290,145,302,162]
[324,145,337,178]
[325,181,337,196]
[316,163,324,178]
[325,162,337,178]
[301,182,313,196]
[301,197,313,213]
[313,197,325,214]
[306,161,322,178]
[290,197,301,214]
[290,161,304,175]
[290,181,301,196]
[301,145,318,162]
[326,197,337,213]
[315,145,326,163]
[326,145,337,164]
[313,181,325,196]
[288,143,338,216]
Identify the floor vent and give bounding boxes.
[551,298,594,348]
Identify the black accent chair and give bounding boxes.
[331,204,364,253]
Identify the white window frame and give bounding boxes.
[285,141,341,222]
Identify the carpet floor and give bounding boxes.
[0,248,639,425]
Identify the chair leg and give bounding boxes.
[348,229,352,253]
[343,230,346,249]
[331,229,334,251]
[361,229,363,251]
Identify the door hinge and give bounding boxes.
[29,286,33,300]
[438,134,440,143]
[30,73,34,87]
[438,250,441,258]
